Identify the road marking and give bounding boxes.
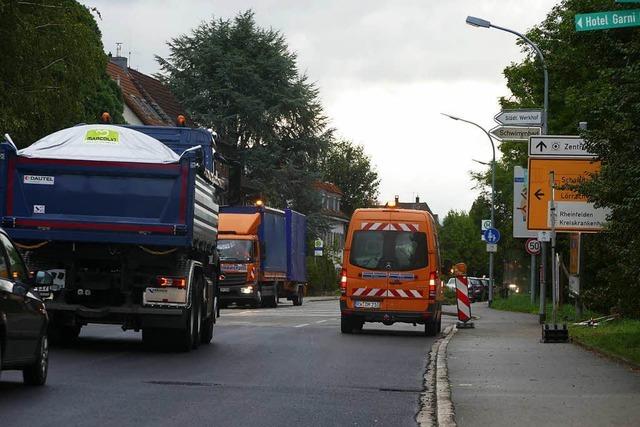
[294,323,309,328]
[315,320,328,324]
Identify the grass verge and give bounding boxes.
[492,294,640,366]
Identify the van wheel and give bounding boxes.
[424,320,439,337]
[340,317,353,334]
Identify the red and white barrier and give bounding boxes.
[455,275,472,323]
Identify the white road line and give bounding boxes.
[294,323,309,328]
[315,320,328,324]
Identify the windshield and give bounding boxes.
[349,230,428,271]
[218,239,253,262]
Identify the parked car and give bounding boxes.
[467,277,486,302]
[0,228,51,385]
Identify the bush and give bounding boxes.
[443,287,457,305]
[306,255,338,296]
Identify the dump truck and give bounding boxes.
[0,124,222,351]
[217,206,306,307]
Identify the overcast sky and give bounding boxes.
[83,0,559,218]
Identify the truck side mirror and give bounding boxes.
[35,271,53,286]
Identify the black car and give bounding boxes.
[0,228,51,385]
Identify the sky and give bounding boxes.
[82,0,559,218]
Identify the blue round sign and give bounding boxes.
[483,227,501,244]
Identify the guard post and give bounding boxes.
[454,262,474,329]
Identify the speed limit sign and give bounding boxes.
[525,238,541,255]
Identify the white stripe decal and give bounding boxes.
[353,288,365,296]
[397,289,408,298]
[367,288,380,297]
[410,290,421,298]
[459,305,471,316]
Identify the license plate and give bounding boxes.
[354,300,380,309]
[220,287,230,293]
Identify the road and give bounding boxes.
[0,299,447,427]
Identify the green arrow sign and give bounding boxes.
[575,9,640,31]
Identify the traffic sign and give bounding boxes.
[528,136,595,157]
[527,158,610,231]
[486,243,497,253]
[490,126,541,141]
[314,238,324,249]
[537,231,551,242]
[525,238,541,255]
[513,166,537,239]
[481,219,492,231]
[483,227,500,244]
[494,109,542,126]
[575,9,640,32]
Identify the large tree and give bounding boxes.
[320,139,380,216]
[0,0,123,147]
[492,0,640,316]
[157,11,329,213]
[438,210,487,277]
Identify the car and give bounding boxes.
[467,277,486,302]
[339,207,444,336]
[445,277,456,291]
[0,228,51,385]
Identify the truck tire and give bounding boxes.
[424,320,439,337]
[200,297,215,345]
[292,286,304,306]
[340,317,353,334]
[173,281,198,352]
[23,335,48,386]
[49,323,81,345]
[267,285,278,308]
[253,289,263,308]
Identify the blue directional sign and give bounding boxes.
[483,227,501,244]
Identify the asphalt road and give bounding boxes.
[0,299,445,427]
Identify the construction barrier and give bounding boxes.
[455,275,474,328]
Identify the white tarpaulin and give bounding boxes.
[18,125,180,164]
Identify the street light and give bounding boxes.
[466,15,551,322]
[441,113,497,306]
[465,15,549,134]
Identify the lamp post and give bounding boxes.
[466,15,550,322]
[441,113,496,306]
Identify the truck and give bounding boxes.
[0,123,222,351]
[217,206,306,307]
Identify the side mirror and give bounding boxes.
[35,271,53,286]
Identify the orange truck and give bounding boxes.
[217,206,307,307]
[339,207,444,335]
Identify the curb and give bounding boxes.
[417,325,458,427]
[306,296,340,302]
[571,336,640,371]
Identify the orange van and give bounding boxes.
[339,207,444,336]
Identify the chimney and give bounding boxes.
[394,195,399,205]
[415,195,420,204]
[111,56,128,71]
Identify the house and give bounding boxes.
[314,181,350,264]
[386,195,439,224]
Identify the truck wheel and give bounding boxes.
[201,313,214,345]
[174,283,198,352]
[424,320,439,337]
[293,287,304,306]
[254,290,263,308]
[23,335,48,386]
[340,317,353,334]
[49,323,81,345]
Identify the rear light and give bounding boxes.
[156,276,187,289]
[340,268,348,295]
[428,271,438,299]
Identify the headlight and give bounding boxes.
[240,286,254,294]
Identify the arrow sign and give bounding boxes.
[534,189,544,200]
[490,126,541,141]
[528,136,595,157]
[575,9,640,32]
[494,109,542,126]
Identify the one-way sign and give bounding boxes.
[490,126,541,141]
[494,109,542,127]
[528,135,595,157]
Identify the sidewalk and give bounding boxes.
[447,303,640,427]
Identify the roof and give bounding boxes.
[106,60,189,127]
[314,181,344,195]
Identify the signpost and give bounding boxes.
[513,167,537,239]
[528,136,594,157]
[494,109,542,127]
[575,9,640,31]
[483,227,500,244]
[525,239,541,255]
[525,238,541,304]
[314,238,324,257]
[527,158,610,232]
[481,219,492,231]
[490,126,541,141]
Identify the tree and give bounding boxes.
[0,0,123,147]
[497,0,640,316]
[438,210,487,277]
[157,11,328,213]
[320,139,380,216]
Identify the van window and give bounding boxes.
[349,231,428,271]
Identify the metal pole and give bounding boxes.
[550,171,557,324]
[539,244,546,324]
[530,253,536,305]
